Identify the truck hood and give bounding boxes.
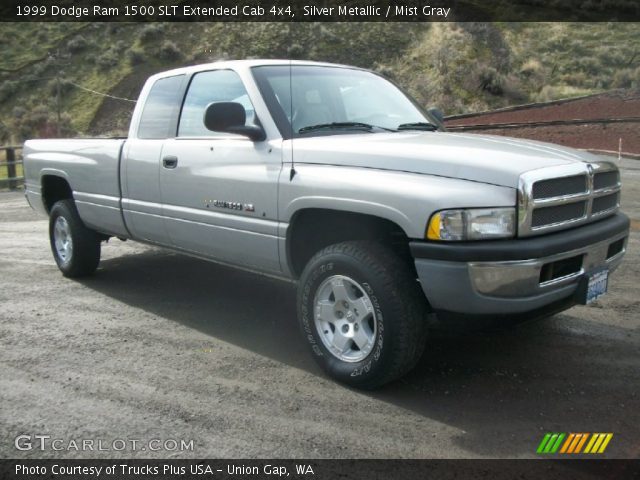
[289,131,604,188]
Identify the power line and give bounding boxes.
[4,75,137,102]
[65,81,137,103]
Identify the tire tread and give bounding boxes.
[49,199,101,278]
[300,240,428,388]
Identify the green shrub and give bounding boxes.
[534,85,592,103]
[611,68,639,89]
[139,24,165,42]
[96,50,119,69]
[67,35,88,53]
[0,81,18,103]
[561,71,589,87]
[127,48,146,66]
[374,65,396,80]
[158,40,182,61]
[286,43,305,59]
[520,59,543,78]
[477,66,505,95]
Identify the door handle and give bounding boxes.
[162,155,178,169]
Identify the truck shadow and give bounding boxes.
[81,248,639,458]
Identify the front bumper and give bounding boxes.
[410,213,630,315]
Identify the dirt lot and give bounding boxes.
[1,158,639,459]
[445,90,640,155]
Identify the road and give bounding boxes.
[1,158,638,459]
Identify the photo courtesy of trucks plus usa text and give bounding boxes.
[23,59,629,388]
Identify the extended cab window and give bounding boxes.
[178,70,255,137]
[137,75,184,139]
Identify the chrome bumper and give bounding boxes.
[410,213,630,315]
[468,231,627,299]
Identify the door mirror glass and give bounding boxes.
[203,102,265,141]
[204,102,245,131]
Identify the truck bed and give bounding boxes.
[24,138,128,237]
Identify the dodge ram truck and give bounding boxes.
[24,60,630,388]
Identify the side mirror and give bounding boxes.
[427,107,445,125]
[203,102,265,141]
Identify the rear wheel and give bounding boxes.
[297,240,428,389]
[49,200,101,277]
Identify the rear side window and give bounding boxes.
[178,70,255,137]
[137,75,184,139]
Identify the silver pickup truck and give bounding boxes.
[24,60,629,388]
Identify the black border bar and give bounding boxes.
[1,0,639,22]
[2,459,640,480]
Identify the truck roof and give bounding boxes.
[148,59,365,81]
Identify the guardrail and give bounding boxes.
[0,145,24,190]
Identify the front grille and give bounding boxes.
[518,162,621,236]
[531,202,586,227]
[593,171,619,191]
[592,192,619,215]
[532,175,587,199]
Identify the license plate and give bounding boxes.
[585,269,609,304]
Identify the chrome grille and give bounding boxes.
[593,171,619,191]
[532,175,587,199]
[531,202,586,227]
[518,161,621,237]
[592,192,619,215]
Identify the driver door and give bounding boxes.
[159,69,282,274]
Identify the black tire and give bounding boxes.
[49,199,101,278]
[297,240,428,389]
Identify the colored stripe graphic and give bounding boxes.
[537,433,552,454]
[544,433,559,453]
[574,433,589,453]
[550,433,565,453]
[538,433,613,454]
[585,433,614,453]
[567,433,583,453]
[537,433,565,453]
[584,434,599,453]
[560,433,575,453]
[597,433,614,453]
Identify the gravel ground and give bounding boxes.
[0,158,639,459]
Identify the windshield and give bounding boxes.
[252,65,437,138]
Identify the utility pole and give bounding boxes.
[51,48,69,138]
[56,65,61,137]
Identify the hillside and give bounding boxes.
[0,22,638,142]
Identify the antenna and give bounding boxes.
[288,25,296,181]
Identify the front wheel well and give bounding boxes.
[286,209,414,278]
[41,175,72,213]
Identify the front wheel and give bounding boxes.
[49,200,101,278]
[297,241,428,389]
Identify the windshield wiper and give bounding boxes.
[298,122,392,134]
[396,122,439,131]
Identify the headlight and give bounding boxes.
[426,208,515,241]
